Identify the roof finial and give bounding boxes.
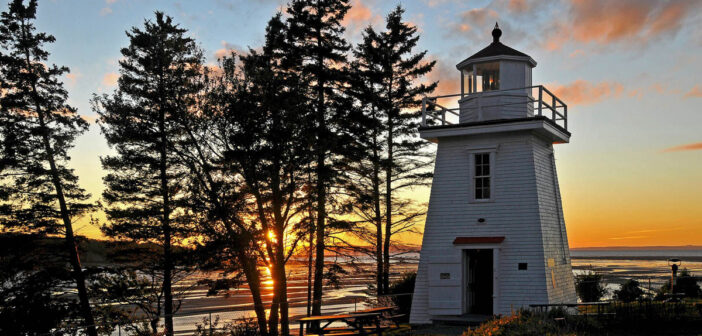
[492,22,502,43]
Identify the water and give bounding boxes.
[115,249,702,335]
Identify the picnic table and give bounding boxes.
[351,307,405,326]
[298,312,383,336]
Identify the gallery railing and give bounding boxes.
[421,85,568,131]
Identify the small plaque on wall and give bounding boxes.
[440,273,451,279]
[518,263,528,270]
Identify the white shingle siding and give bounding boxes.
[410,130,576,324]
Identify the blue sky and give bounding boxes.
[13,0,702,246]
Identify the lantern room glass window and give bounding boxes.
[462,68,474,95]
[476,62,499,92]
[461,62,500,97]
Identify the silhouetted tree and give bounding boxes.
[614,279,644,303]
[0,234,74,334]
[285,0,359,315]
[219,14,310,335]
[0,1,97,334]
[575,270,607,302]
[93,12,202,335]
[350,6,436,293]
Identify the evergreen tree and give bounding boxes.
[0,1,97,334]
[351,6,436,293]
[224,14,310,335]
[348,25,386,296]
[377,7,435,292]
[285,0,359,315]
[93,12,202,335]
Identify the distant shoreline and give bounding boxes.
[571,255,702,261]
[571,246,702,251]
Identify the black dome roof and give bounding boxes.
[457,23,535,69]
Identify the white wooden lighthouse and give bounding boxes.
[410,24,576,323]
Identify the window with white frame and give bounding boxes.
[474,153,491,200]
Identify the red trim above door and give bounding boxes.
[453,236,505,244]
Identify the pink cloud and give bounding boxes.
[549,80,624,106]
[102,72,119,87]
[662,142,702,152]
[544,0,701,50]
[507,0,528,13]
[342,0,381,34]
[65,71,82,87]
[683,85,702,98]
[214,41,245,60]
[426,57,459,97]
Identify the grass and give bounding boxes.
[457,302,702,336]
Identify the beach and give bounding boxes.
[124,248,701,334]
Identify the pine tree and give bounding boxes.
[0,1,97,334]
[351,6,436,293]
[349,25,386,296]
[93,12,202,335]
[227,15,310,335]
[285,0,359,316]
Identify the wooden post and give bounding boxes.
[421,97,426,126]
[552,95,556,122]
[538,86,543,116]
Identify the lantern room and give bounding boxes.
[456,23,538,123]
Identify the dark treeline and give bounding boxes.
[0,0,436,335]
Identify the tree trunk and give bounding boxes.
[268,267,280,336]
[383,119,393,294]
[311,41,326,316]
[241,253,269,336]
[159,107,174,336]
[371,119,383,297]
[31,70,98,336]
[275,243,290,336]
[306,227,314,317]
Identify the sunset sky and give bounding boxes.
[19,0,702,248]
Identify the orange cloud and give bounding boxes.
[342,0,381,34]
[662,142,702,152]
[507,0,528,13]
[65,71,82,87]
[102,72,119,87]
[460,8,498,27]
[544,0,700,50]
[549,80,624,106]
[426,57,459,97]
[683,85,702,98]
[214,41,244,60]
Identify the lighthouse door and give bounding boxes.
[464,249,493,314]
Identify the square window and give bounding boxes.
[518,263,528,270]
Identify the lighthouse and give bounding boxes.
[410,24,577,323]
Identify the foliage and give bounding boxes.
[575,270,607,302]
[0,234,74,335]
[285,0,359,316]
[614,279,644,303]
[348,5,435,294]
[462,310,599,336]
[655,268,702,299]
[387,272,416,318]
[0,0,98,333]
[193,317,261,336]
